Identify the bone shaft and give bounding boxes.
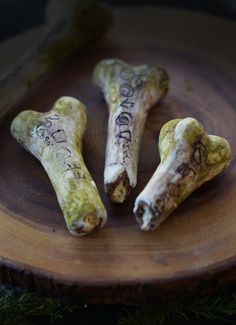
[135,159,193,228]
[41,145,90,191]
[136,164,179,208]
[105,105,147,186]
[41,148,100,218]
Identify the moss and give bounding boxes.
[181,118,205,144]
[207,135,231,166]
[64,189,95,224]
[62,175,106,233]
[158,119,180,161]
[157,68,170,92]
[11,110,42,149]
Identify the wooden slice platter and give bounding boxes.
[1,8,236,303]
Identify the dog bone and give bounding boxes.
[11,96,107,236]
[134,117,231,231]
[93,58,169,203]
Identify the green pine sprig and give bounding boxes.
[118,291,236,325]
[0,285,78,325]
[1,285,236,324]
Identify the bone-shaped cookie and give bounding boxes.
[134,117,231,231]
[11,96,107,236]
[93,59,169,203]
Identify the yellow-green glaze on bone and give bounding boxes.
[11,96,107,236]
[134,117,231,231]
[93,59,169,203]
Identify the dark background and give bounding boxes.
[0,0,236,42]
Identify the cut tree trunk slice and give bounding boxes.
[0,7,236,303]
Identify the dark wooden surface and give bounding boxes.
[0,8,236,303]
[1,0,236,42]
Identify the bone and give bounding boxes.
[134,117,232,231]
[11,96,107,236]
[0,0,111,120]
[93,59,169,203]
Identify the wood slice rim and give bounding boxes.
[1,8,236,303]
